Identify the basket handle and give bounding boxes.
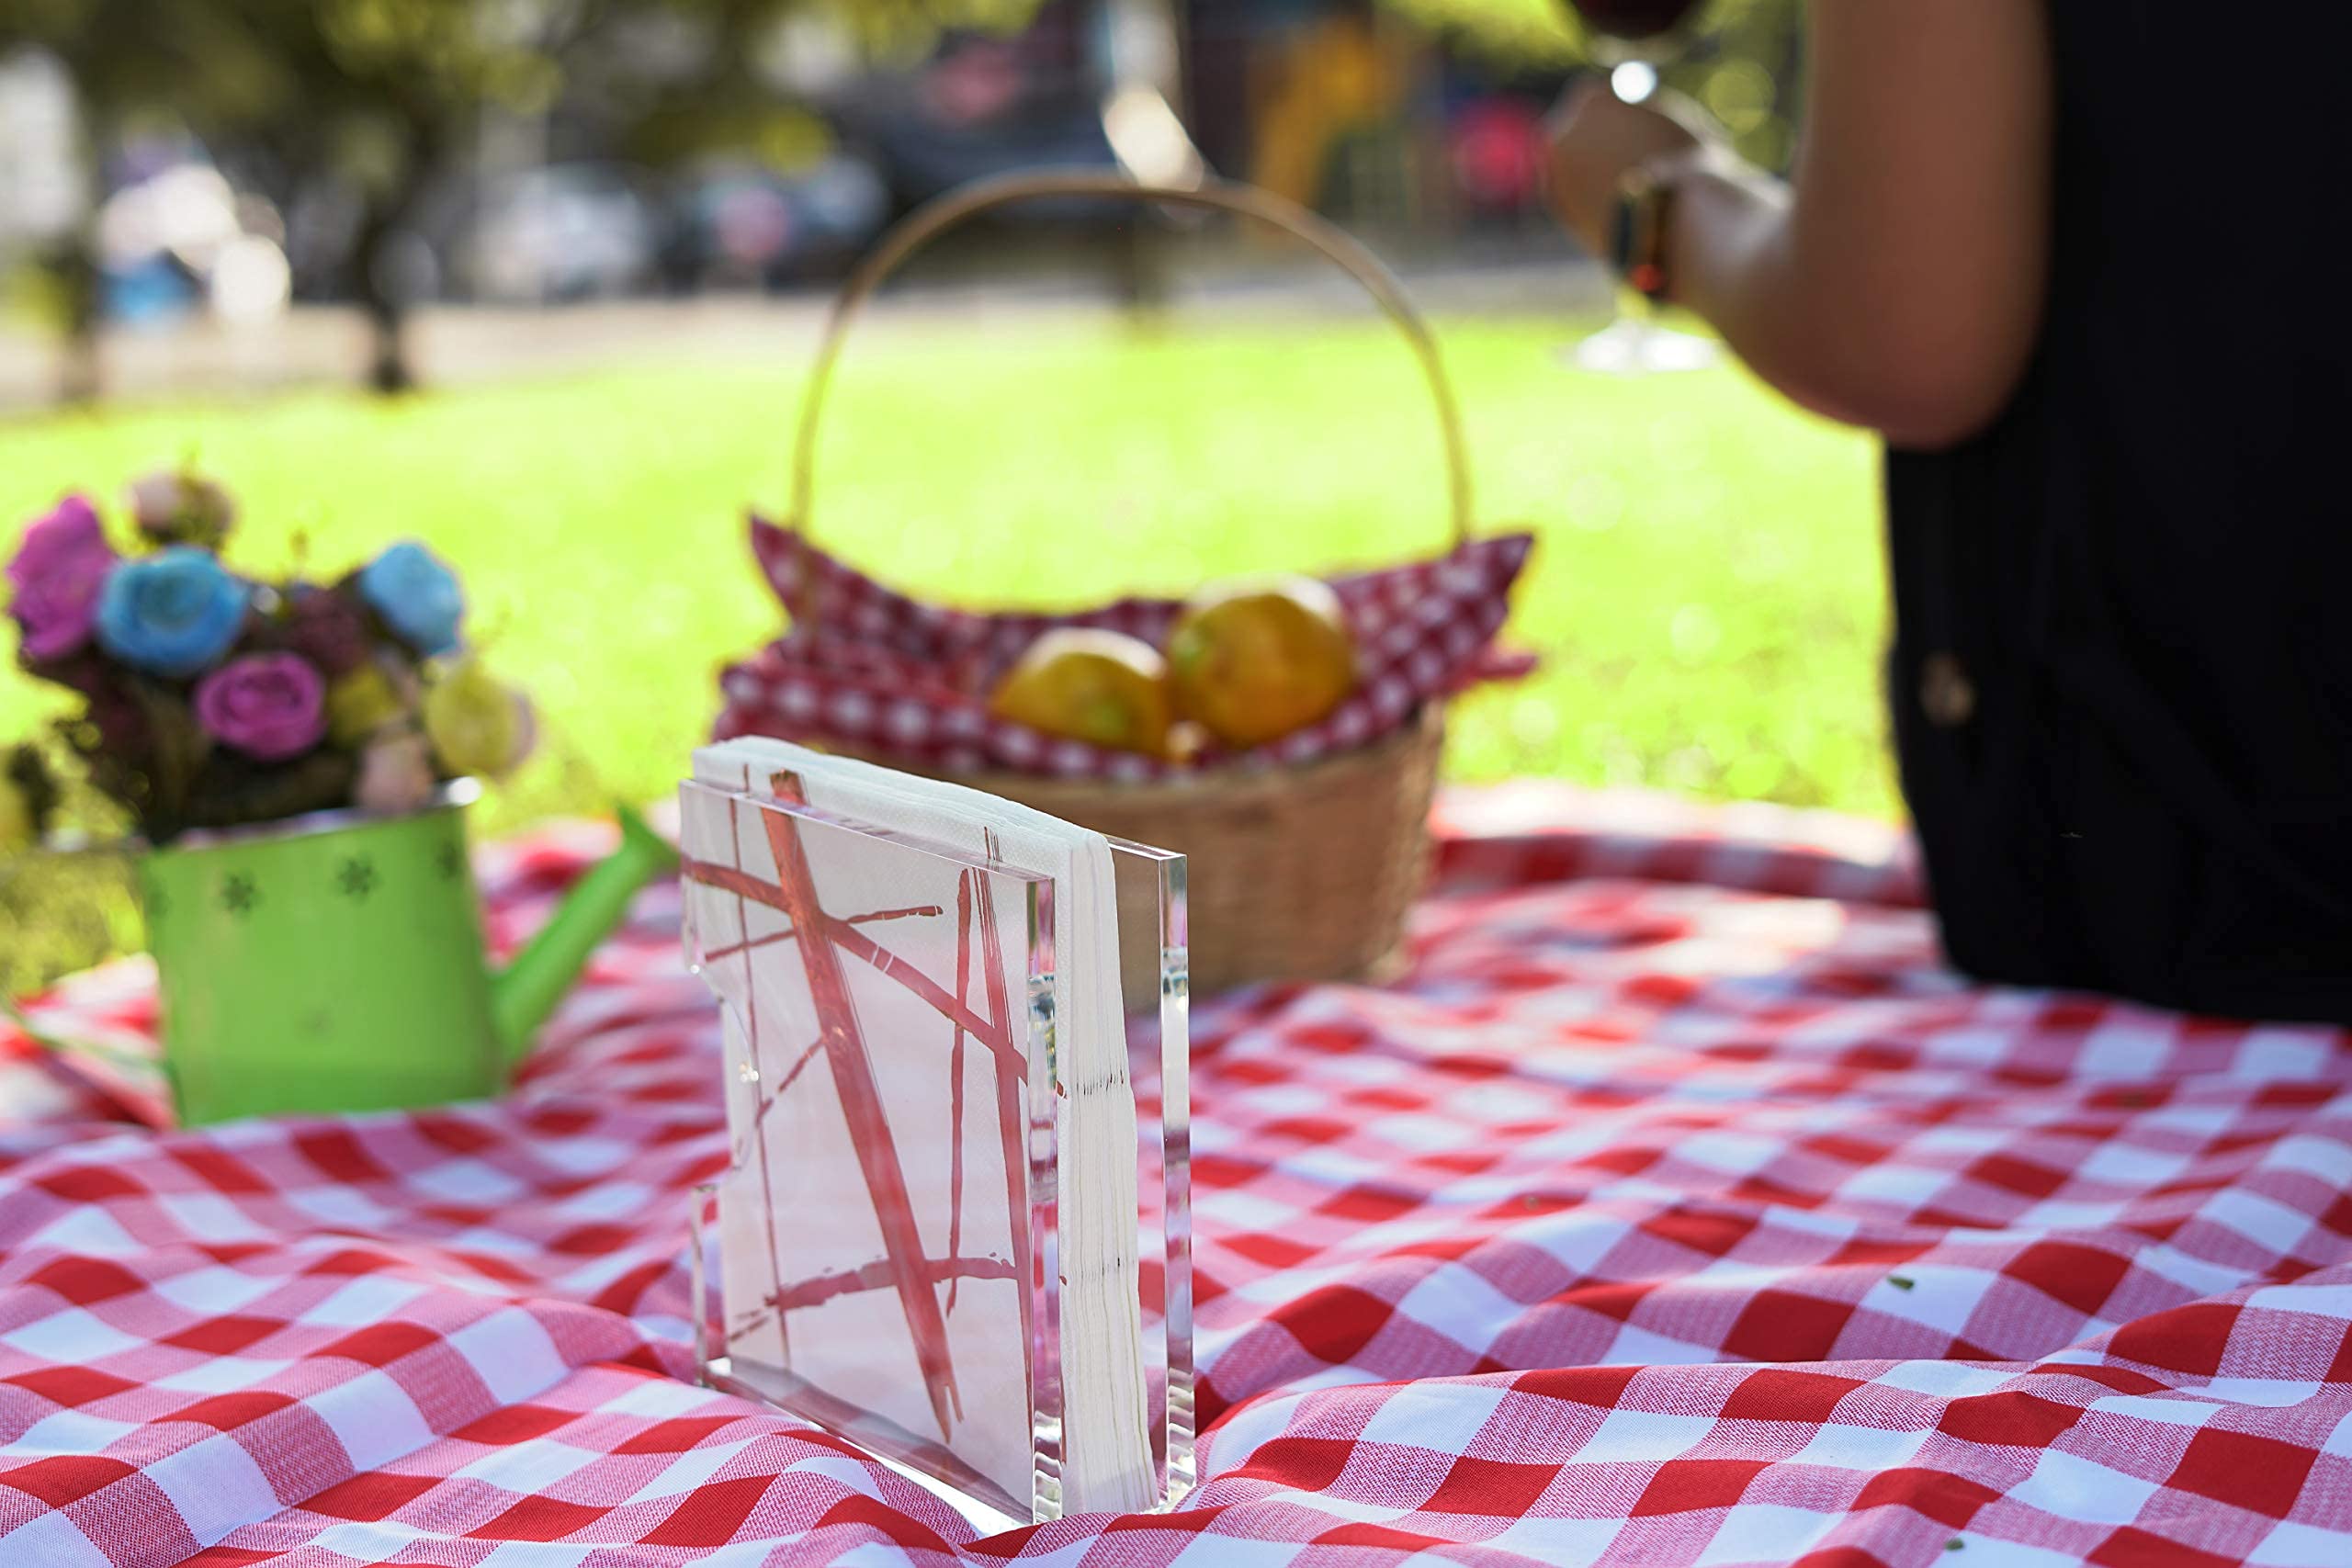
[787,168,1475,548]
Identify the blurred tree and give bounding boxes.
[9,0,1797,400]
[195,5,477,393]
[4,0,1046,399]
[0,1,282,400]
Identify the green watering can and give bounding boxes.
[7,785,675,1125]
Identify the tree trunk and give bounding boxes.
[48,118,119,406]
[51,239,103,406]
[362,289,413,395]
[351,203,415,394]
[42,155,106,407]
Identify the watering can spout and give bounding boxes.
[491,804,678,1063]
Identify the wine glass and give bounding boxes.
[1560,0,1719,375]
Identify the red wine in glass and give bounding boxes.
[1558,0,1719,373]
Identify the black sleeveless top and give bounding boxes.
[1885,7,2352,1024]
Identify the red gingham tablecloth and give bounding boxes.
[4,786,2350,1567]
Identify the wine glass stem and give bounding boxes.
[1566,37,1705,375]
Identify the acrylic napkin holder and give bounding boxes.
[679,775,1193,1529]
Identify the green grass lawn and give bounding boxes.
[0,313,1894,984]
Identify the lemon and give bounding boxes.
[1166,576,1357,748]
[989,629,1175,758]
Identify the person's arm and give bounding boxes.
[1546,0,2052,450]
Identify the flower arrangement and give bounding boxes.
[1,470,533,850]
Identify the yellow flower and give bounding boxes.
[423,659,533,779]
[325,663,412,746]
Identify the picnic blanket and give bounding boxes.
[3,785,2350,1567]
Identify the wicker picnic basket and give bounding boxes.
[768,170,1486,994]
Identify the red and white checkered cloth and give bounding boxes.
[5,789,2351,1566]
[716,520,1536,781]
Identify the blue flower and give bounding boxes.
[94,547,249,678]
[356,541,464,657]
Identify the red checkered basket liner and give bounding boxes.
[715,518,1533,782]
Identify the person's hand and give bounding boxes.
[1544,78,1709,258]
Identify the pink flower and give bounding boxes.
[7,495,119,662]
[126,468,235,548]
[354,730,437,816]
[194,653,327,761]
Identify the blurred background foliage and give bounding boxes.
[0,0,1060,392]
[1,0,1808,394]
